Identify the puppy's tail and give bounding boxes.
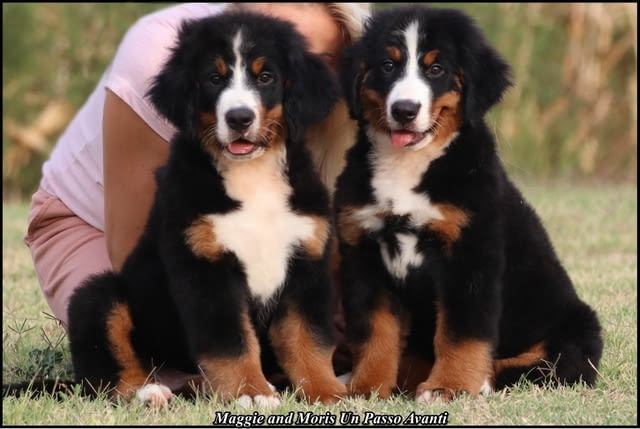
[494,302,603,389]
[2,377,80,400]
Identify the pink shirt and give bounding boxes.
[40,3,225,231]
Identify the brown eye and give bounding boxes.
[209,73,222,85]
[381,60,395,73]
[257,71,274,86]
[426,63,445,78]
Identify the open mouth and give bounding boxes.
[390,130,425,148]
[225,139,264,156]
[390,125,436,148]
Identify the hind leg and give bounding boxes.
[542,302,603,386]
[68,275,172,407]
[493,341,547,388]
[494,303,603,389]
[104,302,173,407]
[68,273,125,396]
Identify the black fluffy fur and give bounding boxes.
[335,5,603,395]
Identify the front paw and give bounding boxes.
[228,379,281,408]
[415,385,462,403]
[415,377,487,403]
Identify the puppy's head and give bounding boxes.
[148,12,338,161]
[342,6,511,151]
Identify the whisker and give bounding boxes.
[258,119,285,145]
[199,124,219,147]
[431,118,443,136]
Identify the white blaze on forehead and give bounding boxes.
[216,30,261,142]
[387,20,432,131]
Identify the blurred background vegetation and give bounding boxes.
[2,3,637,201]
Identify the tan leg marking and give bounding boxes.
[348,304,402,399]
[338,206,392,247]
[337,206,365,247]
[416,307,492,402]
[106,303,152,401]
[303,215,330,259]
[494,341,546,376]
[427,203,470,254]
[270,310,346,404]
[185,217,225,261]
[198,313,274,401]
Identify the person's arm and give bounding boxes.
[103,89,169,271]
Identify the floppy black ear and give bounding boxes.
[146,21,199,135]
[284,49,339,142]
[460,30,512,124]
[339,42,366,120]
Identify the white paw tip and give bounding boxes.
[479,379,494,395]
[254,394,281,408]
[236,394,280,409]
[136,383,173,408]
[236,394,253,409]
[416,389,435,404]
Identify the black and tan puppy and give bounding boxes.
[334,5,603,402]
[66,12,346,407]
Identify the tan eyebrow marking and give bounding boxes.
[423,50,440,66]
[387,46,403,62]
[251,57,266,75]
[214,57,227,75]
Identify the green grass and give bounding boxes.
[2,181,637,426]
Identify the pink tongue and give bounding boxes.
[391,131,418,147]
[228,140,256,155]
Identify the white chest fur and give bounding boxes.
[209,149,316,302]
[368,136,445,224]
[358,142,446,280]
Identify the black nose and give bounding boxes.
[225,107,255,131]
[391,100,421,124]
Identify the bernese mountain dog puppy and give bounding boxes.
[65,12,346,407]
[334,5,603,402]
